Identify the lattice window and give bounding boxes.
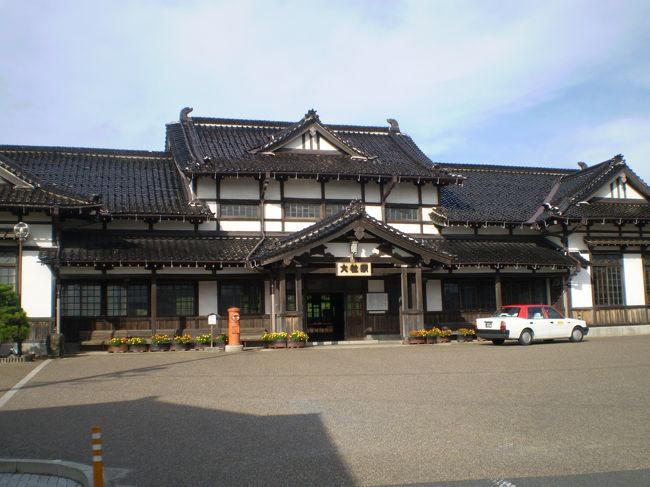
[220,204,259,218]
[285,203,321,219]
[592,254,624,306]
[0,250,16,288]
[219,281,263,315]
[385,206,418,222]
[157,282,196,316]
[62,282,101,317]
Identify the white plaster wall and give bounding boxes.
[365,183,381,203]
[264,221,282,232]
[325,180,361,200]
[365,205,382,220]
[157,268,213,275]
[441,226,475,236]
[284,221,312,232]
[22,251,52,317]
[21,212,51,223]
[283,179,320,198]
[284,134,338,151]
[389,223,420,234]
[421,185,439,205]
[385,184,418,204]
[196,177,217,199]
[623,254,646,306]
[569,264,593,308]
[199,281,218,315]
[477,227,510,236]
[592,171,644,199]
[264,203,282,219]
[325,243,351,258]
[422,224,440,235]
[511,227,541,236]
[219,220,261,232]
[25,224,53,248]
[198,220,218,231]
[567,233,586,251]
[104,221,150,231]
[426,279,443,312]
[220,177,259,199]
[158,221,197,231]
[266,180,281,200]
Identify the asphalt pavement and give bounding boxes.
[0,336,649,486]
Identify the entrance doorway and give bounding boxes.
[305,293,344,341]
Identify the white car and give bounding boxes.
[475,304,589,345]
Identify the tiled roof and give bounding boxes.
[425,238,581,268]
[584,237,650,247]
[166,111,462,182]
[39,232,259,266]
[561,201,650,220]
[0,146,211,219]
[251,202,454,265]
[439,163,571,224]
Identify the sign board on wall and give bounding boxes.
[336,262,372,276]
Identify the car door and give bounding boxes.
[527,306,550,339]
[544,306,570,338]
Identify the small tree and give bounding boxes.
[0,284,30,356]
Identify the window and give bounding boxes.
[107,283,149,316]
[62,283,101,316]
[529,306,544,319]
[220,203,259,218]
[545,307,563,319]
[592,254,624,306]
[443,281,496,312]
[285,202,321,219]
[326,203,347,217]
[385,206,418,222]
[0,251,16,288]
[157,282,196,316]
[219,281,263,315]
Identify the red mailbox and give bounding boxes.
[228,307,241,346]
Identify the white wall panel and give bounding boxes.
[569,265,593,308]
[220,177,259,199]
[283,179,320,198]
[196,177,216,199]
[365,205,382,220]
[325,181,361,200]
[284,221,312,232]
[21,251,53,317]
[386,184,418,204]
[623,254,645,305]
[264,221,282,232]
[199,281,218,315]
[219,220,261,232]
[264,203,282,219]
[421,185,439,205]
[266,180,281,200]
[426,279,442,311]
[389,223,420,234]
[365,183,381,203]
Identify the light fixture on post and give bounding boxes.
[13,222,30,307]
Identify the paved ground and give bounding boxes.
[0,473,82,487]
[0,336,649,486]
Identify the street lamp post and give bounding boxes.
[13,222,30,307]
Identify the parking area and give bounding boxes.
[1,336,649,486]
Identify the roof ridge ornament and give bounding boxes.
[180,107,193,122]
[387,118,401,134]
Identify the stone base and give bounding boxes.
[225,344,244,353]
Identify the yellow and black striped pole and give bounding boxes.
[91,426,104,487]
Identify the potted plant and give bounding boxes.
[172,334,192,351]
[457,328,476,342]
[287,330,309,348]
[407,329,427,344]
[426,327,441,344]
[150,333,172,351]
[126,336,147,352]
[439,328,452,343]
[261,331,288,349]
[213,333,227,350]
[195,333,212,350]
[108,336,128,353]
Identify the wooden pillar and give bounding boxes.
[295,268,303,330]
[495,271,502,309]
[414,267,424,328]
[278,269,286,331]
[150,274,157,332]
[400,267,408,337]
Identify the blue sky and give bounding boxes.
[2,0,650,184]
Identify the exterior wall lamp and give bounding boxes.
[14,222,30,307]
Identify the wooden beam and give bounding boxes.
[381,175,398,203]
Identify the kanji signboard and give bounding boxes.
[336,262,372,276]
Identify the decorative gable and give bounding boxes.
[248,109,373,159]
[591,170,647,200]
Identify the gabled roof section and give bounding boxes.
[250,201,453,266]
[166,108,462,183]
[439,163,571,225]
[0,145,212,220]
[248,109,372,159]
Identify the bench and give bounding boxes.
[240,327,267,346]
[79,330,114,348]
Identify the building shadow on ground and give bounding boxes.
[0,396,354,486]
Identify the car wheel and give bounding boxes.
[570,327,584,343]
[518,329,533,346]
[491,339,505,345]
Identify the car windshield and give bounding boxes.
[495,307,520,317]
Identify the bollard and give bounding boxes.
[91,426,104,487]
[225,307,243,352]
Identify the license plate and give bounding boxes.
[485,321,492,328]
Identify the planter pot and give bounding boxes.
[287,340,306,349]
[408,337,426,345]
[457,335,473,342]
[129,344,148,353]
[267,340,287,349]
[150,343,171,352]
[425,336,439,344]
[439,337,451,343]
[108,344,128,353]
[214,342,226,351]
[171,343,189,351]
[195,343,208,351]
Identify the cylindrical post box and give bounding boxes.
[228,307,241,346]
